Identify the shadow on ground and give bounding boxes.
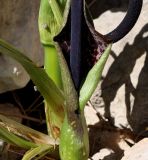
[87,0,129,19]
[101,24,148,134]
[89,24,148,159]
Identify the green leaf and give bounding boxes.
[0,39,64,106]
[22,144,52,160]
[0,127,37,149]
[0,39,65,138]
[79,44,112,110]
[0,114,57,146]
[38,0,67,46]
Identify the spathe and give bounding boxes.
[54,0,109,91]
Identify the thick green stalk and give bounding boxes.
[44,100,64,139]
[43,45,64,138]
[44,45,62,88]
[56,45,89,160]
[59,114,89,160]
[38,0,66,138]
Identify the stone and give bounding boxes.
[0,0,43,93]
[91,0,148,136]
[121,138,148,160]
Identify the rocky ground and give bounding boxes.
[86,0,148,159]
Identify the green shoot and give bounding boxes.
[79,44,112,110]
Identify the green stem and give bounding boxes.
[44,45,64,138]
[44,45,62,88]
[44,100,64,138]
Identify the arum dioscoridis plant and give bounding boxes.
[0,0,143,159]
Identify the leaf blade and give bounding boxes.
[79,44,112,110]
[0,39,64,106]
[0,127,37,149]
[22,144,51,160]
[0,39,65,137]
